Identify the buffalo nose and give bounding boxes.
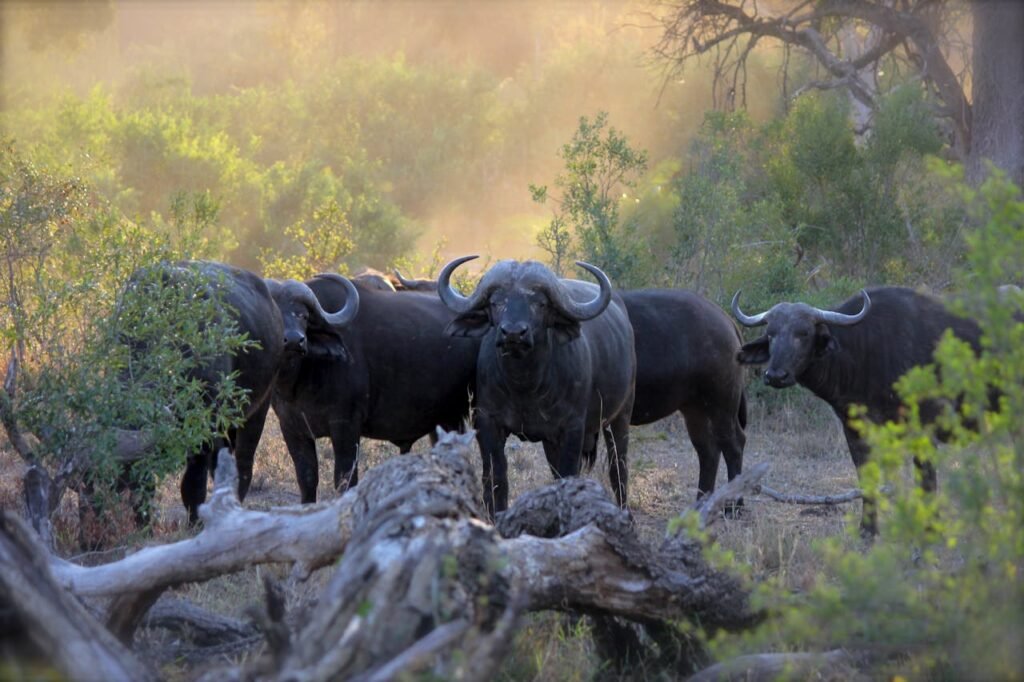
[499,321,529,342]
[283,332,307,352]
[764,368,790,387]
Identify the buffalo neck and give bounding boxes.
[797,331,865,413]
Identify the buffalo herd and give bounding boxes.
[131,259,995,535]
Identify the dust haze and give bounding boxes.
[0,0,784,270]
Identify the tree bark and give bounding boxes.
[0,512,155,682]
[968,0,1024,188]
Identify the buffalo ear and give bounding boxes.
[814,323,839,357]
[307,330,350,361]
[737,336,770,365]
[445,311,492,338]
[549,313,582,345]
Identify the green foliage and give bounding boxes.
[642,89,966,311]
[712,171,1024,679]
[532,112,648,285]
[259,198,355,280]
[0,141,252,521]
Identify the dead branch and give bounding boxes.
[653,0,971,156]
[144,595,258,646]
[0,511,155,682]
[757,484,863,505]
[688,648,855,682]
[50,450,358,601]
[691,461,770,528]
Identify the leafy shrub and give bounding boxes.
[0,141,252,528]
[532,111,649,286]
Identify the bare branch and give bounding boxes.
[690,648,855,682]
[757,484,863,505]
[691,461,770,529]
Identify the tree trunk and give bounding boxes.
[968,0,1024,188]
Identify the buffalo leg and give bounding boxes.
[232,399,271,503]
[842,424,877,538]
[475,415,509,517]
[551,425,585,479]
[713,399,747,514]
[714,405,746,482]
[328,421,361,493]
[542,441,561,479]
[603,414,630,508]
[682,407,721,499]
[181,449,212,526]
[281,423,319,504]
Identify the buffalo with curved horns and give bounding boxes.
[732,286,983,536]
[622,290,747,499]
[438,256,636,516]
[269,274,479,502]
[124,261,358,525]
[393,269,440,292]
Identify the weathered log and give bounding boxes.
[0,511,155,682]
[51,450,359,600]
[692,462,770,528]
[756,484,863,505]
[144,595,259,646]
[37,429,761,679]
[688,648,856,681]
[263,430,519,682]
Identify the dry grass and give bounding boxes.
[0,385,874,679]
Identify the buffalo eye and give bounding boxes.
[794,329,809,340]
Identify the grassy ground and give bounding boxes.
[0,381,870,680]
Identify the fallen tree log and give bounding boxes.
[51,453,358,601]
[16,430,769,679]
[0,511,155,682]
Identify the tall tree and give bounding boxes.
[652,0,1024,187]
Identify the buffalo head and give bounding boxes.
[267,274,360,355]
[437,256,612,356]
[732,289,871,387]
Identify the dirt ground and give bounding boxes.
[0,381,867,679]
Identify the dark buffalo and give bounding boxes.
[126,261,357,525]
[622,289,747,498]
[269,275,479,502]
[353,267,398,292]
[393,269,439,292]
[438,256,636,516]
[732,286,983,535]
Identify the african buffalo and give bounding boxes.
[124,261,357,525]
[269,275,479,502]
[731,286,983,536]
[353,267,398,292]
[438,256,636,516]
[622,290,747,498]
[393,269,439,292]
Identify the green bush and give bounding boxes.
[0,141,253,525]
[532,111,649,286]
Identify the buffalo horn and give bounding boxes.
[731,290,770,327]
[307,274,360,326]
[437,255,499,314]
[543,261,613,321]
[812,289,871,326]
[393,269,416,289]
